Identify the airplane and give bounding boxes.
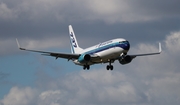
[16,25,162,70]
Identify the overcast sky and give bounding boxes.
[0,0,180,105]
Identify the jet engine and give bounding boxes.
[78,54,91,63]
[118,55,133,65]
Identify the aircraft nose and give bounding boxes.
[123,41,130,51]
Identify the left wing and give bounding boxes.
[129,43,162,58]
[16,39,80,60]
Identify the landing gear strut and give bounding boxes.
[83,65,90,70]
[106,60,113,70]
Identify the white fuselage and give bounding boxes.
[73,38,130,65]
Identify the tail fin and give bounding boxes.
[69,25,83,54]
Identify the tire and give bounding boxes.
[106,65,109,70]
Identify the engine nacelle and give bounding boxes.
[118,55,132,65]
[78,54,91,63]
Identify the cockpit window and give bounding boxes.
[119,41,129,44]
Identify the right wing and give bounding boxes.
[129,43,162,59]
[16,39,80,60]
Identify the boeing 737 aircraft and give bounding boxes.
[16,25,161,70]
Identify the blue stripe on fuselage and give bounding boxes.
[83,41,130,55]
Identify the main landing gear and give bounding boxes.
[106,60,114,70]
[106,65,113,70]
[83,60,114,70]
[83,65,90,70]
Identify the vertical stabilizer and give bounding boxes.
[69,25,83,54]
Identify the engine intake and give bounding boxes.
[118,55,132,65]
[78,54,91,63]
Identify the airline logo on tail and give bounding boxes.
[70,32,77,48]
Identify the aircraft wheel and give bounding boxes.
[106,65,113,70]
[106,65,110,70]
[83,66,86,70]
[83,65,90,70]
[87,65,90,70]
[110,65,113,70]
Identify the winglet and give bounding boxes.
[16,38,20,48]
[16,39,25,50]
[158,42,162,53]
